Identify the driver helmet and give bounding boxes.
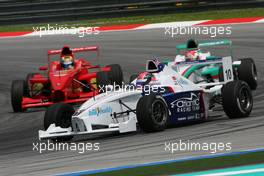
[185,39,200,61]
[187,39,198,49]
[61,46,74,69]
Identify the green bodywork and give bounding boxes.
[183,65,221,78]
[176,39,232,53]
[176,39,233,78]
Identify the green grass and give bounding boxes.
[1,8,264,32]
[86,151,264,176]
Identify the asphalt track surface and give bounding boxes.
[0,23,264,176]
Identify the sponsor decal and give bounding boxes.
[172,76,189,85]
[187,115,195,120]
[177,114,200,121]
[89,106,112,116]
[177,78,189,85]
[178,117,187,121]
[171,93,200,112]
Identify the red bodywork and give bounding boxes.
[22,46,110,110]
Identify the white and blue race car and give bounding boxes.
[39,50,254,141]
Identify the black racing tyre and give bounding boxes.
[136,94,168,132]
[44,104,58,130]
[96,71,111,93]
[238,58,257,90]
[11,80,27,112]
[107,64,123,86]
[222,80,253,119]
[129,74,138,84]
[44,103,74,141]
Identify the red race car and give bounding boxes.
[11,45,123,112]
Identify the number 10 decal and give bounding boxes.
[222,56,234,82]
[225,69,232,80]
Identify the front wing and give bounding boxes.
[38,114,137,140]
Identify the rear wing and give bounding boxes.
[47,46,100,69]
[176,39,232,50]
[48,46,99,55]
[172,56,234,84]
[176,39,233,57]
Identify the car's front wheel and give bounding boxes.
[11,80,28,112]
[136,94,168,132]
[222,80,253,119]
[44,103,74,141]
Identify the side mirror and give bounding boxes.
[146,60,159,73]
[39,66,48,71]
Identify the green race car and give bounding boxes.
[174,39,258,90]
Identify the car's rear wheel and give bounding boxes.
[97,71,111,93]
[222,80,253,119]
[136,94,168,132]
[11,80,28,112]
[238,58,257,90]
[44,103,74,141]
[107,64,123,86]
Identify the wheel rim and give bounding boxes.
[238,86,252,111]
[151,100,167,124]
